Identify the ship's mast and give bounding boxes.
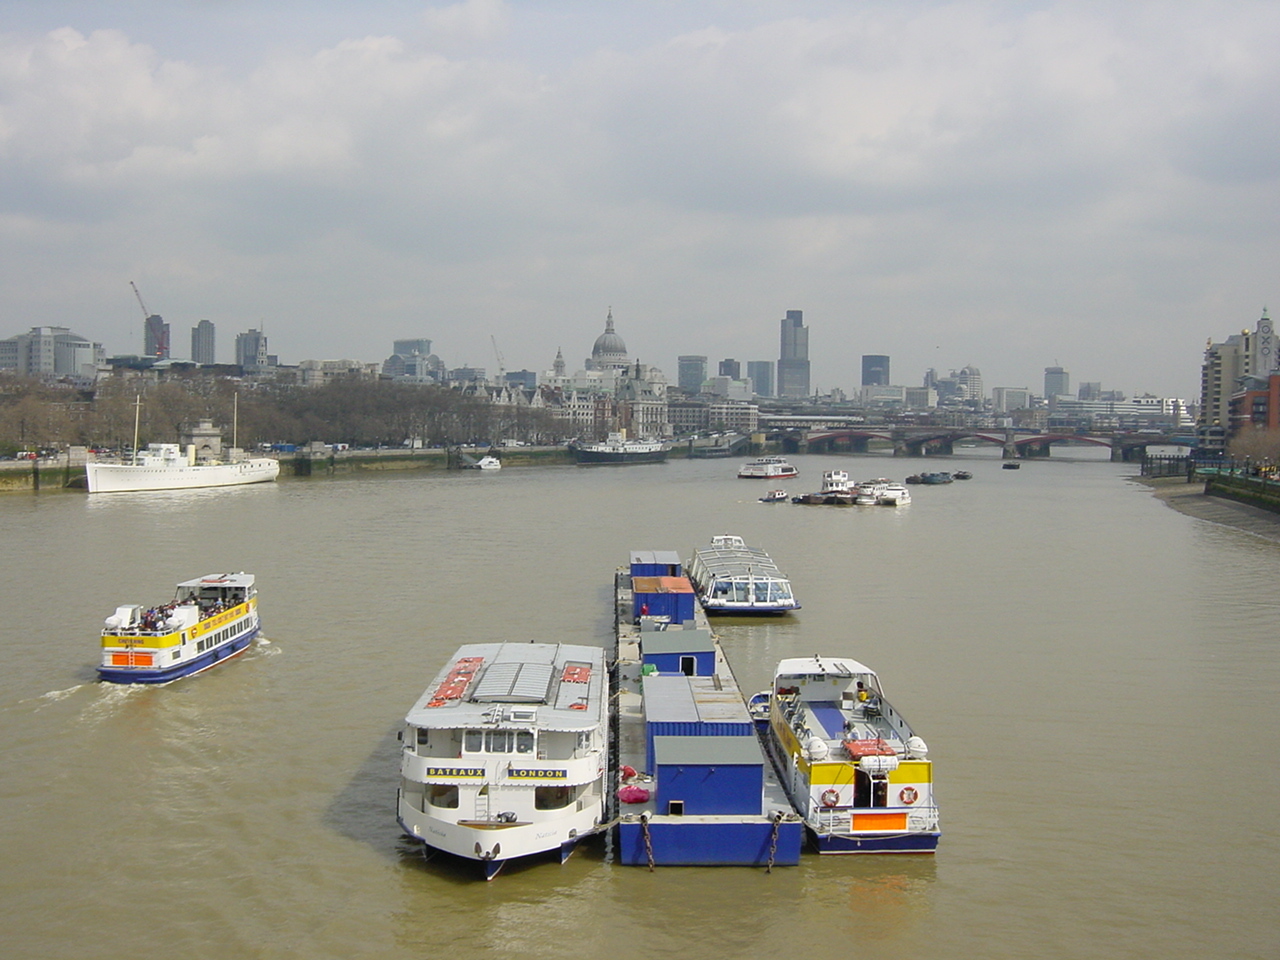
[131,395,141,465]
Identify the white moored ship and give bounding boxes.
[687,534,800,614]
[398,642,610,879]
[737,455,799,480]
[86,443,280,493]
[98,573,260,684]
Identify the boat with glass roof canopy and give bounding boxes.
[687,535,800,615]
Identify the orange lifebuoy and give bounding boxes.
[820,788,840,808]
[899,786,919,805]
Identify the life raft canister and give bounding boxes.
[899,786,919,805]
[820,788,841,808]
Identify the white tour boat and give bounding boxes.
[877,482,912,505]
[398,642,610,879]
[763,656,939,853]
[854,478,889,505]
[474,455,502,470]
[98,573,260,684]
[687,534,800,614]
[737,455,799,480]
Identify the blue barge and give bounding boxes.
[612,554,803,868]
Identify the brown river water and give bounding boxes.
[1,451,1277,960]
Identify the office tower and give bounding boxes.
[992,387,1031,413]
[862,355,890,386]
[1078,381,1101,401]
[777,310,810,398]
[718,358,741,379]
[747,360,774,397]
[393,338,432,357]
[235,328,269,371]
[144,314,170,359]
[1044,366,1070,398]
[191,320,216,365]
[678,355,708,394]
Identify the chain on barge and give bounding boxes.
[612,550,804,867]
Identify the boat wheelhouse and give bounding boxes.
[398,642,610,880]
[687,535,800,615]
[793,470,855,505]
[764,656,939,853]
[737,456,799,480]
[98,573,260,684]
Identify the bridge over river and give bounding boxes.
[763,422,1193,461]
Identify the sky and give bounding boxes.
[2,0,1278,399]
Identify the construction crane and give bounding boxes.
[130,280,169,358]
[129,281,150,319]
[491,335,505,383]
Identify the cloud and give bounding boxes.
[0,2,1276,394]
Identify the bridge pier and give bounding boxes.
[1002,442,1019,460]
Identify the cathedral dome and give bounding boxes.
[590,310,629,368]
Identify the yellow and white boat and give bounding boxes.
[98,573,260,684]
[764,656,939,852]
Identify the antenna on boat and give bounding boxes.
[131,395,141,466]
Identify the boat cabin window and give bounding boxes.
[463,730,531,754]
[427,784,459,809]
[534,785,574,810]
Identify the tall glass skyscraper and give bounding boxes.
[777,310,810,398]
[862,355,890,386]
[678,355,708,394]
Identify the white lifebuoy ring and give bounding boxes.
[899,786,919,805]
[820,788,840,808]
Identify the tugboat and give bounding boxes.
[760,489,789,503]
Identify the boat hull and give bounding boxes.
[572,446,669,464]
[85,458,280,493]
[617,819,803,866]
[810,829,941,854]
[97,624,258,684]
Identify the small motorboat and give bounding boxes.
[1002,462,1021,470]
[953,470,972,480]
[760,489,788,503]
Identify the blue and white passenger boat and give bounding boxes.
[687,535,800,614]
[397,642,610,880]
[98,573,260,684]
[763,656,940,853]
[613,553,803,867]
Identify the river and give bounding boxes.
[1,451,1277,959]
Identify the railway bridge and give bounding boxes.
[766,425,1186,461]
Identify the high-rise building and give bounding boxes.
[1078,381,1101,401]
[678,355,708,394]
[746,360,774,398]
[992,387,1031,413]
[144,314,170,359]
[235,328,269,372]
[393,338,433,358]
[718,358,741,379]
[777,310,810,398]
[861,355,890,386]
[191,320,216,365]
[0,326,103,378]
[1044,366,1070,399]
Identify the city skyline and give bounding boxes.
[2,2,1277,399]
